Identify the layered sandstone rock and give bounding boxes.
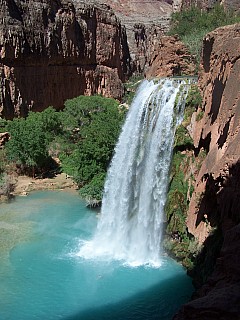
[98,0,196,77]
[175,23,240,319]
[0,0,131,118]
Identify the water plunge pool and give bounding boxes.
[0,191,193,319]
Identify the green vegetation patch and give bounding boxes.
[0,118,8,133]
[58,95,125,205]
[169,4,240,68]
[164,149,198,270]
[164,88,200,269]
[3,95,125,205]
[6,107,61,177]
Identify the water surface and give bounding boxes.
[0,191,193,320]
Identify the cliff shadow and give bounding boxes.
[189,160,240,288]
[62,272,193,320]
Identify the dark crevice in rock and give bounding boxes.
[195,131,211,156]
[196,174,220,228]
[7,0,23,22]
[209,78,226,124]
[217,116,232,149]
[189,227,223,289]
[202,36,214,73]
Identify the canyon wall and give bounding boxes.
[0,0,131,118]
[174,23,240,319]
[144,34,195,78]
[95,0,173,73]
[0,0,194,118]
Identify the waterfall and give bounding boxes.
[79,78,191,266]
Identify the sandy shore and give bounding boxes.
[13,173,78,196]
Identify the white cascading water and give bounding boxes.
[79,78,191,266]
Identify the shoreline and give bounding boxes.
[0,173,79,260]
[12,173,78,197]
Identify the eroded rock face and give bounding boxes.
[95,0,173,73]
[145,34,195,78]
[175,23,240,319]
[0,0,131,118]
[187,24,240,243]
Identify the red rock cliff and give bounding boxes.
[95,0,173,73]
[174,23,240,319]
[0,0,131,118]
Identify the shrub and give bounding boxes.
[79,172,106,206]
[185,84,202,109]
[0,118,8,133]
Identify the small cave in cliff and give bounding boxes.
[196,161,240,230]
[196,173,220,228]
[218,161,240,225]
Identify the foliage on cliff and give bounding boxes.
[164,84,202,269]
[164,139,197,269]
[169,4,240,66]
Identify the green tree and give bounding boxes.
[60,95,125,203]
[5,107,61,176]
[6,117,48,176]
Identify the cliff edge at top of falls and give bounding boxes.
[174,23,240,320]
[0,0,131,118]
